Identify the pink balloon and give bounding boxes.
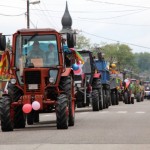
[32,101,40,110]
[22,104,32,114]
[74,68,82,75]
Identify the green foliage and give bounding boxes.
[75,34,150,80]
[76,33,91,49]
[92,43,136,72]
[6,38,11,50]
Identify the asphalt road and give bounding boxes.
[0,100,150,150]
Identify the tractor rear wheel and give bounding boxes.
[56,94,68,129]
[92,89,99,111]
[136,93,141,102]
[14,106,25,128]
[131,97,134,104]
[116,92,119,105]
[59,76,75,126]
[111,92,116,105]
[103,90,106,109]
[0,95,13,132]
[7,83,23,102]
[124,92,128,104]
[27,110,39,125]
[105,90,109,108]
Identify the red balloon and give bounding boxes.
[22,104,32,114]
[74,68,82,75]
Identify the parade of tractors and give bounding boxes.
[0,3,147,132]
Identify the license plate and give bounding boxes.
[28,84,38,90]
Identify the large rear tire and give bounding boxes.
[0,95,13,132]
[111,92,116,105]
[92,89,99,111]
[59,76,75,126]
[124,92,128,104]
[136,93,141,102]
[56,94,68,129]
[103,90,106,109]
[7,83,23,102]
[27,110,39,125]
[131,97,134,104]
[14,106,25,128]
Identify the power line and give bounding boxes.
[82,30,150,50]
[78,9,149,20]
[86,0,150,9]
[42,1,59,29]
[74,17,150,27]
[0,12,25,16]
[0,4,145,13]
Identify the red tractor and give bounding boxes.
[73,50,103,111]
[0,28,76,131]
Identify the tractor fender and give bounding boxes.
[93,73,101,78]
[61,68,72,76]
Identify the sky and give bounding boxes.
[0,0,150,53]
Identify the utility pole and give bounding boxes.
[27,0,29,29]
[26,0,40,29]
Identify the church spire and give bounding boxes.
[61,1,72,29]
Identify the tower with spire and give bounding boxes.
[60,1,76,48]
[60,1,73,33]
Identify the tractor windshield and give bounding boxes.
[80,52,92,74]
[15,34,59,69]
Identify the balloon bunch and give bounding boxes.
[22,101,41,114]
[70,48,84,75]
[72,61,83,75]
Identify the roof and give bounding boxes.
[16,28,57,33]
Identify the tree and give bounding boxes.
[92,43,136,72]
[76,33,91,49]
[6,38,12,50]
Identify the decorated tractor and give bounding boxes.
[95,52,122,106]
[109,63,123,105]
[0,33,8,97]
[130,79,144,102]
[68,50,103,111]
[123,78,135,104]
[0,28,76,131]
[94,52,111,108]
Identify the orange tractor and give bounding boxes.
[0,28,76,131]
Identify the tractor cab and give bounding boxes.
[74,50,95,83]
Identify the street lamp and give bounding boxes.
[27,0,40,29]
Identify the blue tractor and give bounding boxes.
[94,52,111,108]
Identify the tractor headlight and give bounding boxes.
[10,78,17,84]
[49,70,58,84]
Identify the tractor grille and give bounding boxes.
[25,71,41,84]
[74,75,82,81]
[26,84,41,92]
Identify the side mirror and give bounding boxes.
[67,33,76,48]
[0,34,6,51]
